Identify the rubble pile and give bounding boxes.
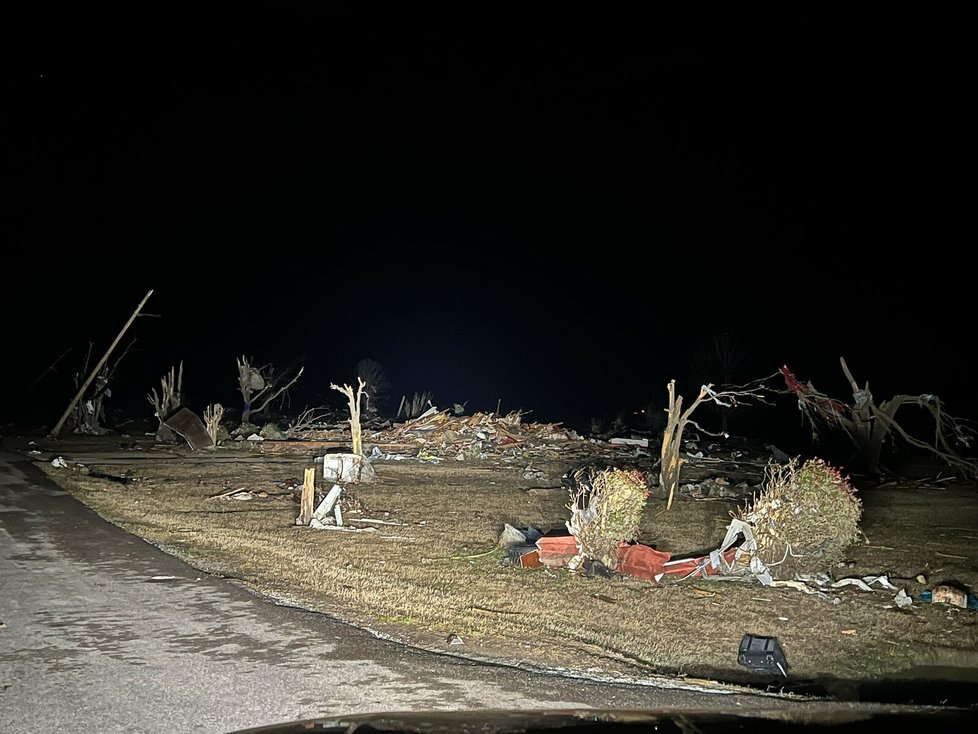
[257,405,780,485]
[368,408,581,461]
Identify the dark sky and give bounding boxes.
[2,8,972,436]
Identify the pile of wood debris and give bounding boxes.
[367,408,582,460]
[265,406,666,463]
[257,407,777,478]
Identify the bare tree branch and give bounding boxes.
[252,367,303,417]
[286,405,335,439]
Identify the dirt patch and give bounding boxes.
[13,432,978,697]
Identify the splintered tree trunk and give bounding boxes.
[660,380,686,511]
[332,379,366,458]
[203,403,224,446]
[657,379,750,510]
[350,413,362,458]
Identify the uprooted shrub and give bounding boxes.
[566,466,649,571]
[735,458,862,581]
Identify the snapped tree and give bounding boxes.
[660,378,772,510]
[331,377,367,458]
[236,355,304,424]
[203,403,224,446]
[147,362,184,441]
[148,362,183,417]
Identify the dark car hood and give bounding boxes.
[229,705,978,733]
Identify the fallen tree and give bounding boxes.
[780,358,977,478]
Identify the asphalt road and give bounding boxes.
[0,451,958,733]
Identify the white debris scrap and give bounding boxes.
[830,575,898,592]
[312,484,343,522]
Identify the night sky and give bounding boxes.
[3,8,972,443]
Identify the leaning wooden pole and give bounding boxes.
[49,289,154,439]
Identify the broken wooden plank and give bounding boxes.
[298,467,316,525]
[308,520,376,532]
[208,486,248,500]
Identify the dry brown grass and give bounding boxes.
[36,454,978,686]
